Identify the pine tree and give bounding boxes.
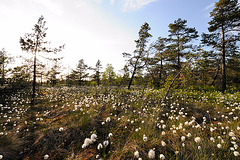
[102,64,116,86]
[72,59,89,86]
[46,57,63,86]
[92,59,102,86]
[145,37,168,88]
[168,18,199,69]
[0,48,13,86]
[123,22,152,89]
[202,0,240,92]
[194,49,220,87]
[20,16,64,106]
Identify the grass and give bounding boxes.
[0,86,239,159]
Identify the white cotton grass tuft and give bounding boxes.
[108,133,113,138]
[148,148,155,159]
[229,131,235,137]
[0,155,3,160]
[103,140,109,147]
[194,137,201,143]
[106,117,111,122]
[82,144,86,149]
[44,154,49,159]
[143,134,147,141]
[233,151,240,156]
[230,147,235,151]
[187,133,192,137]
[210,137,215,142]
[217,144,222,149]
[90,133,97,142]
[234,144,238,150]
[172,130,176,134]
[161,131,166,136]
[232,136,237,141]
[134,151,139,158]
[161,141,166,146]
[97,143,103,150]
[159,154,165,159]
[82,138,92,148]
[181,136,186,141]
[85,138,92,145]
[59,127,64,132]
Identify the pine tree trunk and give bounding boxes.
[128,68,136,90]
[32,51,37,106]
[31,37,39,107]
[221,25,226,93]
[177,37,181,69]
[97,77,100,86]
[1,63,4,86]
[41,74,43,86]
[160,57,163,80]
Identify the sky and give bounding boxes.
[0,0,220,75]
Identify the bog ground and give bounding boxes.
[0,86,240,160]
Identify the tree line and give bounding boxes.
[1,0,240,97]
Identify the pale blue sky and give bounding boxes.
[0,0,220,75]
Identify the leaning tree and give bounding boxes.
[123,22,152,89]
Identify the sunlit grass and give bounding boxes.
[0,86,239,159]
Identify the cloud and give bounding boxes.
[0,4,11,15]
[93,0,102,4]
[33,0,63,16]
[202,2,215,11]
[0,0,136,73]
[110,0,115,5]
[89,0,157,12]
[121,0,157,12]
[49,0,136,71]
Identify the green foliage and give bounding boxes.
[168,18,199,68]
[70,59,89,86]
[46,57,63,87]
[145,37,168,88]
[164,73,177,91]
[208,0,240,33]
[0,48,13,86]
[202,0,240,92]
[7,65,31,90]
[92,60,102,86]
[102,63,116,86]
